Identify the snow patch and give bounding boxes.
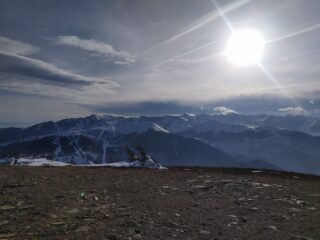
[151,123,169,133]
[213,107,239,115]
[84,157,167,170]
[11,156,166,169]
[15,158,71,166]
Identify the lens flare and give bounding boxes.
[225,29,265,67]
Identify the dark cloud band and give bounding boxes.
[0,51,118,87]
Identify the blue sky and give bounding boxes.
[1,0,320,122]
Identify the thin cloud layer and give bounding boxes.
[56,35,135,65]
[0,0,320,121]
[278,106,306,115]
[0,51,118,87]
[0,37,39,56]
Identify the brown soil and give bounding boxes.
[0,166,319,240]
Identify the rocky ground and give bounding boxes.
[0,166,319,240]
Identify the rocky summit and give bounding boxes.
[0,166,319,240]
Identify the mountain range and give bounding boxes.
[0,112,320,175]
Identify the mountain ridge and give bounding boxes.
[0,113,319,174]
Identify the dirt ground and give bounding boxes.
[0,166,319,240]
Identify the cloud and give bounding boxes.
[113,60,132,65]
[0,37,119,102]
[278,106,306,115]
[0,51,118,88]
[213,106,239,115]
[73,101,203,116]
[0,37,39,55]
[56,35,135,64]
[277,106,320,117]
[149,0,252,49]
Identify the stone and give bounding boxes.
[0,205,15,211]
[67,209,80,214]
[266,225,278,231]
[307,207,317,211]
[0,220,9,226]
[75,225,91,232]
[0,233,16,238]
[132,234,142,239]
[199,230,210,235]
[51,222,66,226]
[19,205,35,210]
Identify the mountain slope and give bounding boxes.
[0,135,103,164]
[0,113,319,174]
[182,129,320,174]
[121,130,244,167]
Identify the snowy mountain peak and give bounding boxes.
[213,107,239,115]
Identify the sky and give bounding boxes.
[1,0,320,122]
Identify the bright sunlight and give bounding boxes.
[225,29,265,67]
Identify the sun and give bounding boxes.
[225,29,265,67]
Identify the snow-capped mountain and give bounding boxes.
[208,114,320,136]
[0,113,319,174]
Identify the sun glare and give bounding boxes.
[225,29,265,67]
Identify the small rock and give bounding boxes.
[0,233,16,238]
[0,220,9,226]
[266,225,278,231]
[132,234,142,239]
[295,200,307,205]
[307,207,317,211]
[227,221,238,227]
[192,185,207,189]
[281,215,290,220]
[19,205,35,210]
[199,230,210,235]
[51,222,66,226]
[16,201,24,206]
[75,225,90,232]
[83,218,95,223]
[289,208,301,212]
[159,191,168,195]
[67,209,80,214]
[290,236,314,240]
[0,205,16,211]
